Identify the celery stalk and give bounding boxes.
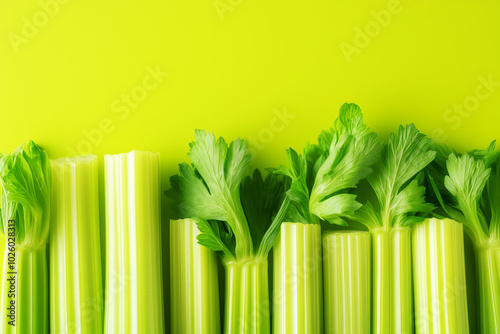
[476,243,500,333]
[0,141,51,334]
[322,231,371,334]
[49,155,103,333]
[371,227,413,334]
[168,131,292,333]
[412,218,469,334]
[273,223,323,334]
[426,143,500,332]
[104,151,164,333]
[225,258,269,334]
[170,218,220,334]
[1,248,48,334]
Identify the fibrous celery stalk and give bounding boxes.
[50,155,103,333]
[322,231,371,334]
[412,218,469,334]
[273,223,322,334]
[104,151,164,333]
[170,218,220,334]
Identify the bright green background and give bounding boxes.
[1,0,499,328]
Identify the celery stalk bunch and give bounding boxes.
[168,131,290,334]
[273,103,382,333]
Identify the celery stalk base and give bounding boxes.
[476,244,500,333]
[224,258,269,334]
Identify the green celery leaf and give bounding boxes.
[275,148,312,224]
[357,124,436,228]
[311,193,361,226]
[309,103,382,225]
[167,130,252,259]
[444,153,490,241]
[240,169,286,251]
[487,153,500,237]
[0,141,51,250]
[195,219,236,261]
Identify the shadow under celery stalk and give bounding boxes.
[349,124,436,334]
[167,130,290,334]
[427,142,500,333]
[0,141,51,334]
[273,103,382,334]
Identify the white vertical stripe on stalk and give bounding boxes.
[128,152,138,333]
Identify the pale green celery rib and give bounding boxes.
[273,223,323,334]
[224,257,269,334]
[323,231,371,334]
[50,155,103,334]
[372,227,412,334]
[104,151,164,333]
[412,218,469,334]
[1,247,47,334]
[476,241,500,333]
[170,218,220,334]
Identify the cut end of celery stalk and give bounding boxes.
[50,154,103,333]
[170,218,220,334]
[323,231,371,334]
[412,218,469,334]
[104,151,164,333]
[273,222,323,334]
